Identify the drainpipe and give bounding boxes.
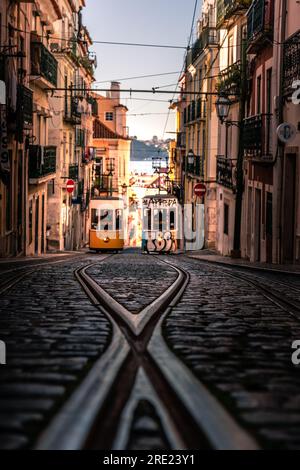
[232,29,247,257]
[277,0,287,263]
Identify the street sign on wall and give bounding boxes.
[194,183,206,198]
[277,123,297,144]
[66,179,75,194]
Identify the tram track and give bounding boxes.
[35,255,259,451]
[190,258,300,320]
[0,253,85,297]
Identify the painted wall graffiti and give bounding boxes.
[145,231,177,253]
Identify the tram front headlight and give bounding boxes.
[103,237,110,243]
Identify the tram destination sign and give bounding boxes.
[143,197,177,208]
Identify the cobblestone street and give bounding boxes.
[1,251,300,450]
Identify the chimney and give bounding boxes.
[110,81,120,102]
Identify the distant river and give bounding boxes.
[130,160,154,175]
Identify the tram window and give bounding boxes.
[91,209,98,229]
[143,209,151,231]
[170,210,176,230]
[100,210,113,231]
[116,210,123,231]
[154,209,167,232]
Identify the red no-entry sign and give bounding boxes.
[66,179,75,194]
[194,183,206,198]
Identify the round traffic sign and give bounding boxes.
[66,179,75,194]
[194,183,206,198]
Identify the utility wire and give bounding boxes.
[94,71,181,84]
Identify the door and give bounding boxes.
[283,154,296,262]
[41,194,45,253]
[35,197,39,254]
[255,189,261,262]
[247,187,252,259]
[266,192,273,263]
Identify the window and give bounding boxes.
[153,209,167,232]
[105,112,114,121]
[266,68,272,114]
[100,210,113,231]
[224,203,229,235]
[29,200,33,244]
[170,210,176,231]
[144,209,152,231]
[91,209,98,229]
[228,35,234,66]
[116,210,123,231]
[256,76,261,114]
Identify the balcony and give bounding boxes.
[69,164,79,180]
[216,61,241,99]
[184,100,207,125]
[216,156,235,190]
[28,146,56,183]
[283,30,300,97]
[217,0,252,28]
[247,0,274,54]
[186,27,218,67]
[243,113,273,162]
[31,40,58,88]
[64,97,81,124]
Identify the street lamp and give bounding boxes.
[187,149,195,167]
[106,157,115,175]
[105,157,115,196]
[215,95,231,124]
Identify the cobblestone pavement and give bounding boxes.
[0,255,112,450]
[163,256,300,449]
[2,250,300,450]
[86,254,178,313]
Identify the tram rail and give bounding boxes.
[35,255,259,451]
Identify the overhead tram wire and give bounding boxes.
[94,71,182,84]
[49,87,231,96]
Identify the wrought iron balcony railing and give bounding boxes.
[216,155,235,189]
[17,85,33,128]
[283,30,300,97]
[186,27,218,67]
[64,96,81,124]
[69,164,79,180]
[217,0,252,28]
[28,146,56,180]
[31,41,58,87]
[216,61,242,98]
[247,0,274,53]
[243,113,273,161]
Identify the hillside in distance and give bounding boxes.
[130,139,169,162]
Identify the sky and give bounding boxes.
[83,0,202,141]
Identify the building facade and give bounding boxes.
[47,1,96,251]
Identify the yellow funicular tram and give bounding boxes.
[89,197,125,252]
